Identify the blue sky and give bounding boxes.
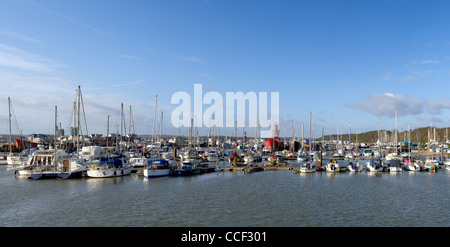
[1,0,450,138]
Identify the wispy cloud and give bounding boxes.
[112,80,145,87]
[346,92,450,121]
[420,59,439,64]
[182,56,206,63]
[345,92,424,117]
[0,31,40,43]
[0,43,64,74]
[401,70,435,81]
[27,0,118,41]
[120,55,146,61]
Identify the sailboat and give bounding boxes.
[347,161,362,172]
[143,159,171,178]
[384,159,402,172]
[86,153,132,178]
[326,159,340,172]
[28,105,89,179]
[403,158,420,171]
[4,97,35,174]
[365,159,383,172]
[423,126,439,172]
[297,162,316,173]
[444,160,450,171]
[206,150,219,162]
[86,103,132,178]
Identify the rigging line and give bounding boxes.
[9,99,21,135]
[79,88,89,136]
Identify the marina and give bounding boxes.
[1,88,450,227]
[1,160,449,227]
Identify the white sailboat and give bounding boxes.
[384,159,402,172]
[444,160,450,171]
[129,157,148,169]
[326,160,340,172]
[87,153,132,178]
[365,160,383,172]
[403,158,420,171]
[347,161,362,172]
[298,162,316,173]
[206,150,219,162]
[143,159,171,178]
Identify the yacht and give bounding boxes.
[28,149,88,179]
[384,159,402,172]
[365,160,383,172]
[347,161,362,172]
[402,158,420,171]
[298,162,316,173]
[170,161,200,176]
[143,159,171,178]
[86,153,132,178]
[326,160,340,172]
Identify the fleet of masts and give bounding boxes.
[2,87,450,178]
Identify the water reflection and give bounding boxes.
[1,164,449,227]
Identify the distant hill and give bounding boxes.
[322,127,450,144]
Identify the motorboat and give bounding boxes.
[27,149,89,179]
[143,159,171,178]
[170,161,200,176]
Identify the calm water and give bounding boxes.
[1,162,449,227]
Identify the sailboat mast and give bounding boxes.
[309,112,312,154]
[54,106,57,162]
[107,115,110,156]
[152,95,158,145]
[8,97,11,154]
[77,85,81,158]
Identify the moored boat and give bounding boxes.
[296,162,316,173]
[86,154,132,178]
[384,159,402,172]
[326,160,340,172]
[143,159,170,178]
[402,158,420,171]
[347,161,362,172]
[170,161,200,176]
[27,149,88,179]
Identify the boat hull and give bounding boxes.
[87,166,132,178]
[143,168,170,178]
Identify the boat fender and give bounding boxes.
[114,171,117,176]
[91,165,97,170]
